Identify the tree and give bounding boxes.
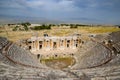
[12,26,19,31]
[32,24,51,30]
[21,23,29,31]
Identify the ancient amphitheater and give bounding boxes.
[0,31,120,80]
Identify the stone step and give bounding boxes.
[91,77,106,80]
[106,71,120,76]
[106,75,120,80]
[20,78,80,80]
[113,43,120,52]
[18,76,47,79]
[56,78,80,80]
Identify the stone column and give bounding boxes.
[57,39,60,49]
[31,41,33,51]
[71,39,73,48]
[50,39,52,49]
[33,41,35,50]
[42,40,44,49]
[59,40,61,48]
[43,40,46,49]
[37,40,39,50]
[46,41,48,48]
[51,40,53,49]
[73,40,76,49]
[35,40,37,51]
[48,40,50,49]
[64,39,67,48]
[47,40,50,50]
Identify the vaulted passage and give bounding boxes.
[53,42,57,48]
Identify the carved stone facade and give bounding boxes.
[27,35,81,51]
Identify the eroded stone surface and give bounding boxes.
[0,31,120,80]
[0,37,87,80]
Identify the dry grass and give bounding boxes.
[78,26,120,33]
[40,57,75,69]
[0,31,33,42]
[0,26,120,42]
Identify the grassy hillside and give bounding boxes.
[0,26,120,42]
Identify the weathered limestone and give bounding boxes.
[0,31,120,80]
[72,40,112,69]
[0,37,87,80]
[108,31,120,43]
[27,36,81,52]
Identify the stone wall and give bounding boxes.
[27,36,81,52]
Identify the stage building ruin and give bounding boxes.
[27,34,81,52]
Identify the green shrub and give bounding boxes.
[32,24,51,30]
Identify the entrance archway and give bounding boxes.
[53,42,57,48]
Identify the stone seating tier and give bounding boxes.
[75,42,111,69]
[7,44,41,67]
[113,42,120,52]
[108,31,120,43]
[0,37,8,49]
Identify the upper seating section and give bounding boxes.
[0,37,9,49]
[0,37,46,68]
[7,44,41,67]
[75,42,111,69]
[108,31,120,43]
[113,42,120,53]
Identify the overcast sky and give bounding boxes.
[0,0,120,24]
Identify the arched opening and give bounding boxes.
[53,42,57,48]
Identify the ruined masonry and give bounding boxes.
[27,34,81,51]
